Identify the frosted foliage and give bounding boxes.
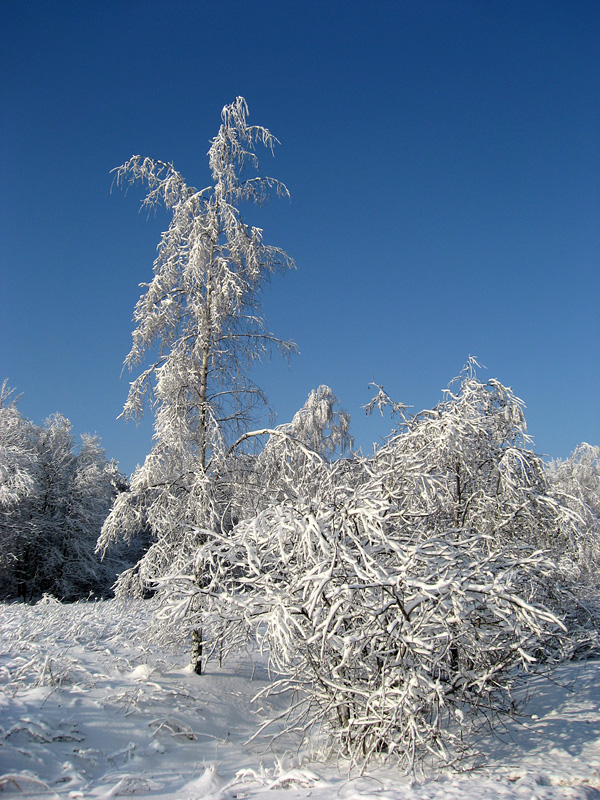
[199,503,563,771]
[289,385,352,456]
[0,387,127,600]
[366,363,583,570]
[0,381,37,506]
[113,96,294,446]
[546,443,600,582]
[223,386,354,517]
[173,367,584,770]
[99,98,295,597]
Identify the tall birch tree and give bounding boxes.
[98,98,296,602]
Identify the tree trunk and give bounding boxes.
[191,627,203,675]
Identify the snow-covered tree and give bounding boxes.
[223,385,353,520]
[0,387,128,600]
[116,98,295,461]
[0,381,37,507]
[0,382,39,595]
[546,443,600,584]
[98,99,296,670]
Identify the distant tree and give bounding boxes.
[0,382,39,595]
[0,380,37,507]
[0,385,128,600]
[225,385,353,519]
[546,443,600,584]
[98,98,296,614]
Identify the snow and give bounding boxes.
[1,599,599,799]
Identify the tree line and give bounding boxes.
[0,381,144,600]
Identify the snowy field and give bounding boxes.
[1,599,599,800]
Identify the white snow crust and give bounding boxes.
[1,599,599,799]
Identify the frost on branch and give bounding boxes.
[546,443,600,586]
[188,367,583,770]
[202,506,564,770]
[223,385,353,518]
[0,384,130,600]
[99,98,296,603]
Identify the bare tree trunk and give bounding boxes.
[197,243,214,472]
[191,247,213,676]
[191,627,203,675]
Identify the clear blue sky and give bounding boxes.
[2,0,598,476]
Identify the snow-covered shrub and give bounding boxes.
[368,362,587,572]
[196,485,564,769]
[183,365,579,769]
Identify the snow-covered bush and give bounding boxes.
[175,364,580,769]
[368,362,587,572]
[197,492,564,770]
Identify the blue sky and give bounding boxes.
[2,0,598,476]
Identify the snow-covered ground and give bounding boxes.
[1,599,599,800]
